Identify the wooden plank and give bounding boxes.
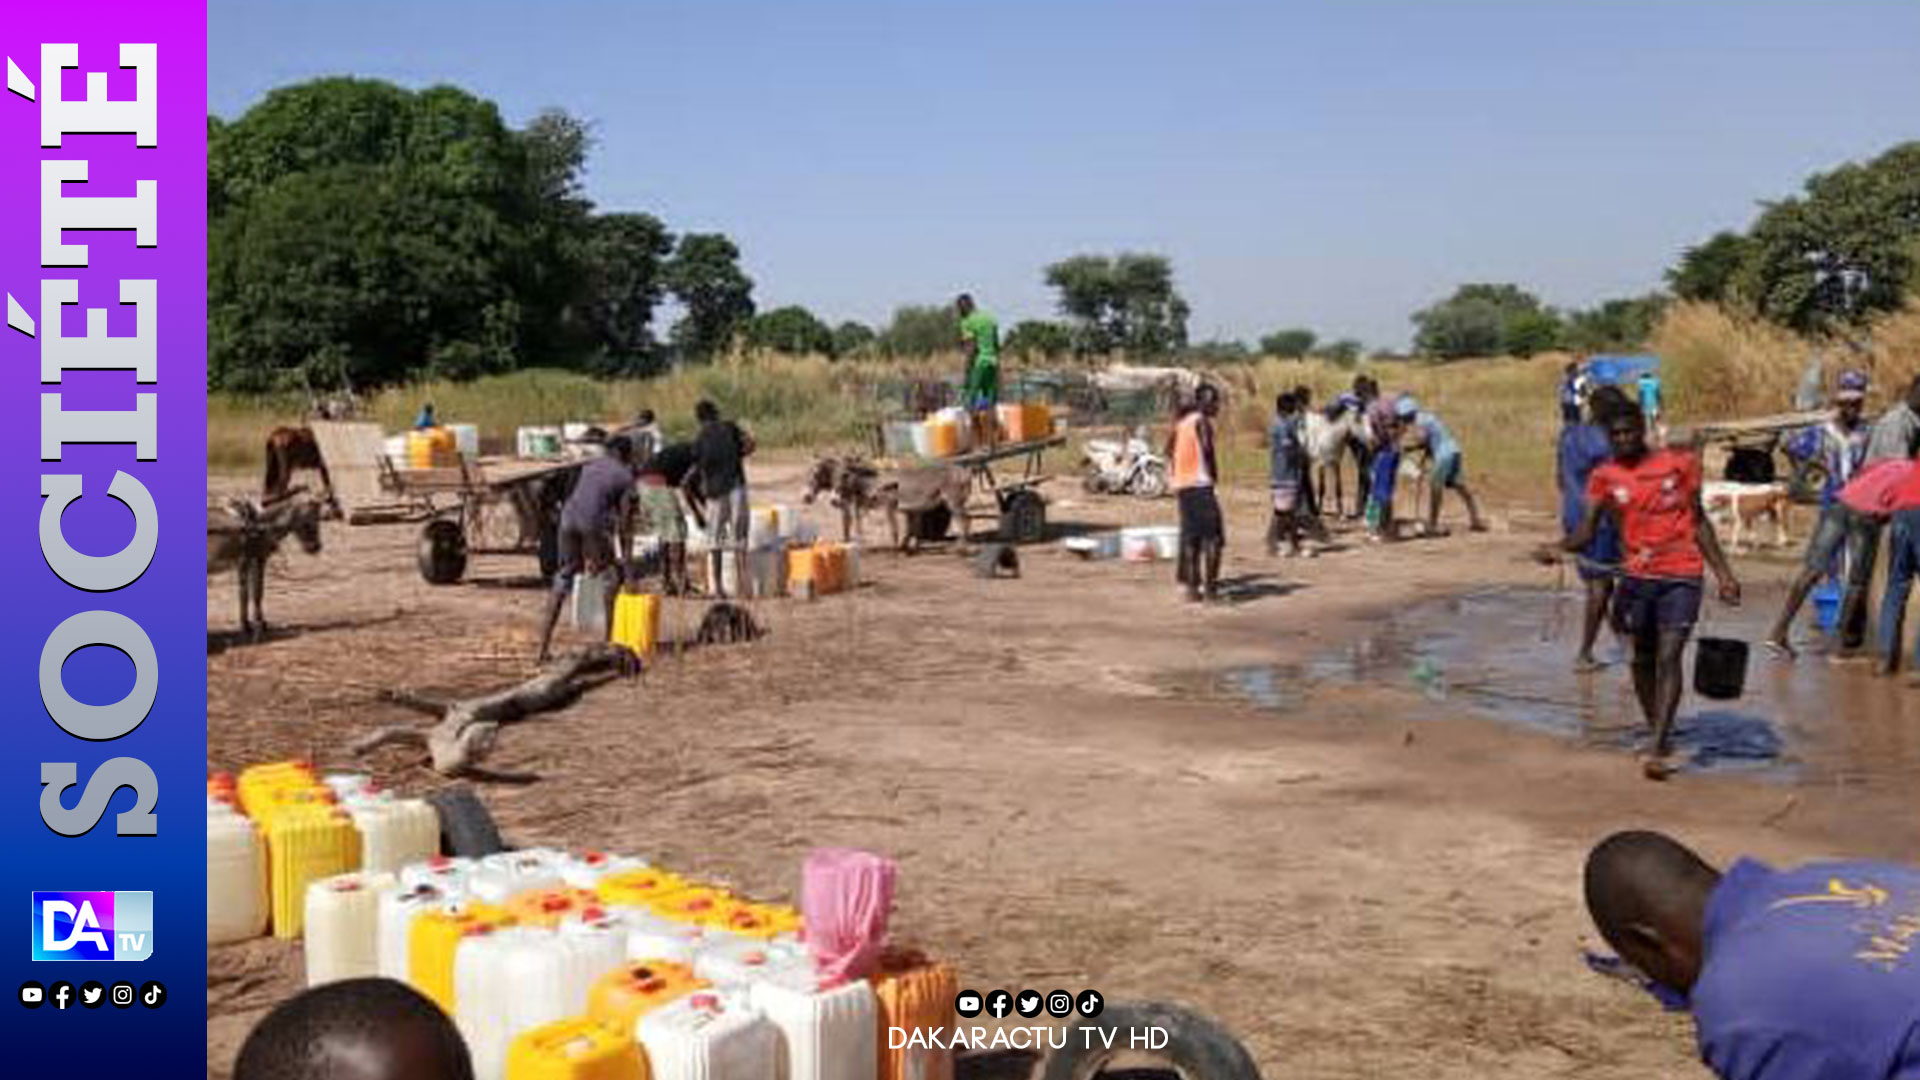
[1683,410,1825,440]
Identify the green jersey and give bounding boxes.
[961,310,999,368]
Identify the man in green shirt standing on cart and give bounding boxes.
[956,293,999,447]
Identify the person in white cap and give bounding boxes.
[1765,371,1872,657]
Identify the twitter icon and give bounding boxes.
[79,981,105,1009]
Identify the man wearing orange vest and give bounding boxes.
[1167,383,1225,601]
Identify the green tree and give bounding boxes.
[831,320,878,358]
[1043,253,1191,356]
[1502,310,1563,358]
[1186,339,1252,364]
[667,233,756,360]
[1563,294,1669,353]
[207,78,586,390]
[1666,232,1749,303]
[1259,328,1317,358]
[878,304,959,357]
[744,305,834,356]
[1313,338,1364,365]
[573,212,675,375]
[1411,283,1548,359]
[1004,319,1073,358]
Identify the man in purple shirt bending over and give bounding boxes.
[1585,830,1920,1080]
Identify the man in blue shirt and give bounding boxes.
[1557,385,1630,670]
[1585,830,1920,1080]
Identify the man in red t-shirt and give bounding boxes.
[1543,404,1741,780]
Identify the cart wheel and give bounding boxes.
[909,503,954,544]
[418,519,468,585]
[1002,488,1047,544]
[1041,1001,1259,1080]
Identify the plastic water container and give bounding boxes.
[507,888,603,930]
[562,422,596,443]
[507,914,631,1035]
[639,989,780,1080]
[322,773,375,801]
[588,959,708,1036]
[457,924,556,1080]
[924,419,961,459]
[996,402,1052,444]
[750,975,879,1080]
[572,571,616,635]
[749,544,789,599]
[470,849,567,904]
[908,422,933,459]
[621,909,711,965]
[384,434,411,470]
[379,883,456,981]
[410,427,460,469]
[305,871,397,986]
[236,759,320,818]
[408,899,515,1014]
[611,593,661,658]
[648,885,737,925]
[348,797,441,876]
[1812,582,1843,633]
[934,407,974,453]
[596,866,691,911]
[450,423,481,460]
[400,855,476,897]
[505,1017,645,1080]
[695,935,815,989]
[265,806,363,940]
[708,900,803,941]
[874,952,958,1080]
[843,543,861,590]
[208,813,269,944]
[748,506,783,550]
[519,426,565,460]
[556,852,649,891]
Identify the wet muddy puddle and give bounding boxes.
[1162,586,1920,782]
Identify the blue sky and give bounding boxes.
[209,1,1920,349]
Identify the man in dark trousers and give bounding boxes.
[1547,403,1740,779]
[1167,384,1225,602]
[1584,830,1920,1080]
[537,434,636,664]
[691,400,754,598]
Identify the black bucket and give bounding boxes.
[1693,637,1750,700]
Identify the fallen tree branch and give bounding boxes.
[350,644,628,777]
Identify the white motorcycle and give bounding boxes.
[1081,428,1170,498]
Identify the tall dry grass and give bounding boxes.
[209,301,1920,506]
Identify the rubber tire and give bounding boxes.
[1040,1001,1261,1080]
[1132,461,1170,499]
[418,519,469,585]
[1002,489,1047,545]
[912,503,954,543]
[426,784,505,858]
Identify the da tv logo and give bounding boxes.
[31,892,153,961]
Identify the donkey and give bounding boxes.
[804,455,971,552]
[263,426,340,516]
[208,490,326,640]
[1303,402,1369,519]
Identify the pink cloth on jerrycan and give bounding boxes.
[801,847,897,986]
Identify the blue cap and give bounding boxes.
[1837,370,1869,400]
[1394,396,1418,418]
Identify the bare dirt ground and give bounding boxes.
[207,457,1920,1079]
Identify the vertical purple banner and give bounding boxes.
[0,1,206,1072]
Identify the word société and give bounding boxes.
[26,42,163,837]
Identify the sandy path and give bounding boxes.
[205,462,1920,1079]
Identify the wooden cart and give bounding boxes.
[946,433,1068,545]
[307,422,590,583]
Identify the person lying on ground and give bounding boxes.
[1545,403,1740,780]
[537,434,637,664]
[1558,385,1632,671]
[234,977,473,1080]
[1583,830,1920,1080]
[1396,397,1490,536]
